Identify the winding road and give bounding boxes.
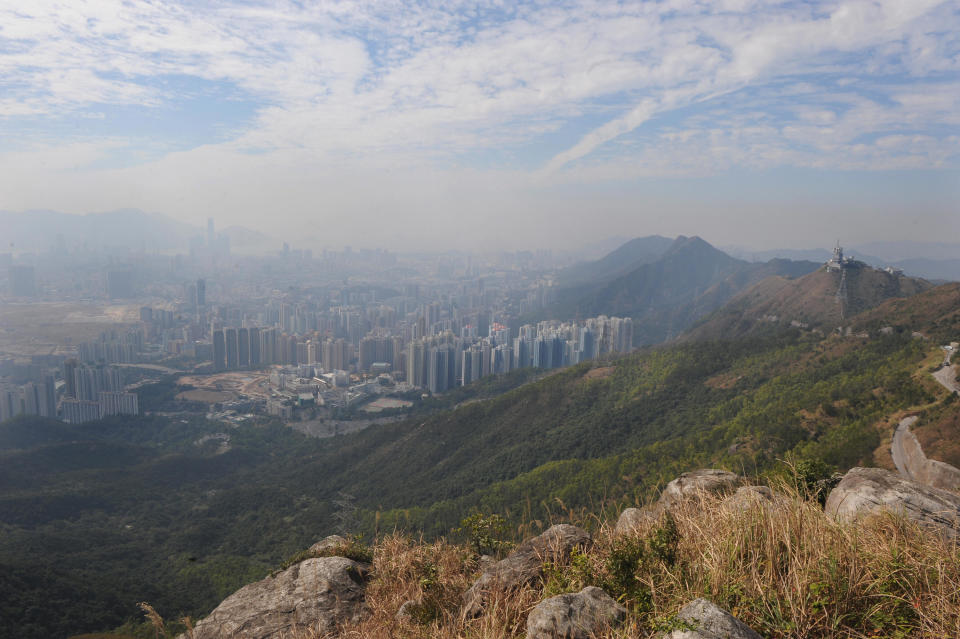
[890,345,960,482]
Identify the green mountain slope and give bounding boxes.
[686,262,933,340]
[3,281,959,638]
[0,325,946,638]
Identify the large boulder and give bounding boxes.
[526,586,626,639]
[720,485,779,514]
[189,556,370,639]
[825,467,960,537]
[659,598,762,639]
[307,534,347,554]
[462,524,591,617]
[659,470,741,508]
[614,507,655,535]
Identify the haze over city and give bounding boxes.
[1,0,958,250]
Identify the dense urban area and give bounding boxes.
[0,218,633,428]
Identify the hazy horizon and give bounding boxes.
[1,1,958,251]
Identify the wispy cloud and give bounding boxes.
[0,1,957,249]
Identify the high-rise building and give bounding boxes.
[62,399,101,424]
[99,391,139,418]
[213,329,226,371]
[238,328,250,367]
[248,327,261,366]
[225,328,238,369]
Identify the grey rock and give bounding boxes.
[462,524,591,617]
[825,466,960,538]
[614,507,655,535]
[307,534,348,555]
[526,586,626,639]
[720,486,777,513]
[659,470,742,507]
[189,556,370,639]
[660,598,762,639]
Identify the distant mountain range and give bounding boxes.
[541,235,821,344]
[0,209,277,254]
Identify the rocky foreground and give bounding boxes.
[174,468,960,639]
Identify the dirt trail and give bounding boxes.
[891,415,920,480]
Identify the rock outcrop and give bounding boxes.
[307,534,347,554]
[189,556,370,639]
[721,485,779,513]
[614,507,654,535]
[659,598,762,639]
[462,524,591,617]
[825,467,960,538]
[526,586,626,639]
[659,469,741,508]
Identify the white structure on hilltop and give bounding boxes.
[825,242,854,272]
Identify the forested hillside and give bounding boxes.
[1,322,951,638]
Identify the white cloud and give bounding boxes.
[0,0,957,249]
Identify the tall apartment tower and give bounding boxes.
[225,328,238,369]
[213,329,226,371]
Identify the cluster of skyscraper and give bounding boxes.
[60,360,138,424]
[0,359,137,424]
[0,376,56,422]
[405,316,633,393]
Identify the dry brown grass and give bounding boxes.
[143,485,960,639]
[300,484,960,639]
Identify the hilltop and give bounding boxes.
[540,236,819,344]
[686,261,932,340]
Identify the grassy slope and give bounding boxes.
[0,328,948,638]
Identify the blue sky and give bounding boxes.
[0,0,957,250]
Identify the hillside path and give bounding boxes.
[892,415,920,480]
[890,346,960,485]
[932,348,959,394]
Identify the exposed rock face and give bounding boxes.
[307,534,347,554]
[659,470,741,507]
[189,556,370,639]
[614,507,654,535]
[526,586,626,639]
[462,524,591,617]
[825,467,960,538]
[659,598,762,639]
[721,485,778,513]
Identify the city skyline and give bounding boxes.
[0,1,958,250]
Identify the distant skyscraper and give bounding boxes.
[62,399,101,424]
[213,329,226,371]
[225,328,238,369]
[207,218,215,248]
[99,391,139,418]
[248,327,261,366]
[238,328,250,367]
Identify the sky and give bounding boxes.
[0,0,958,252]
